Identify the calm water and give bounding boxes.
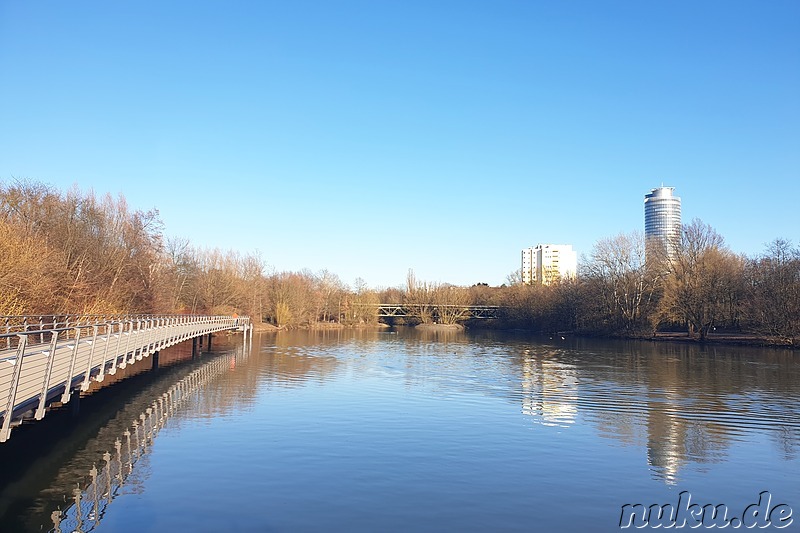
[1,328,798,532]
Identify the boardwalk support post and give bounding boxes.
[1,335,28,442]
[81,325,99,392]
[35,331,60,420]
[71,392,81,417]
[61,327,82,404]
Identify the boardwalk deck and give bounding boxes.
[0,315,249,442]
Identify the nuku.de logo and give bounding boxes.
[619,491,793,529]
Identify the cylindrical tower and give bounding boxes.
[644,186,681,259]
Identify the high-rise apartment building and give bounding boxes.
[644,186,681,259]
[521,244,577,285]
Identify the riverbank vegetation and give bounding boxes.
[1,179,798,346]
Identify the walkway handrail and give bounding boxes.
[1,314,241,350]
[0,314,250,442]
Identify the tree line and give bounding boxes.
[0,180,374,325]
[1,180,797,344]
[493,220,799,345]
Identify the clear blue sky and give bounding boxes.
[2,1,798,288]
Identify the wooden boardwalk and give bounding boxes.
[0,315,250,442]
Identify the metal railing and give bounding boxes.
[0,314,251,442]
[2,315,177,349]
[355,304,502,319]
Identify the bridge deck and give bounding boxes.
[0,315,249,442]
[361,304,501,319]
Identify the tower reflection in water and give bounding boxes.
[515,341,799,486]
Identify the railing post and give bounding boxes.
[97,324,113,382]
[1,335,28,442]
[130,320,138,360]
[156,318,164,352]
[161,317,169,349]
[145,319,154,356]
[169,317,177,347]
[35,330,60,420]
[136,320,144,360]
[81,325,99,392]
[61,327,83,404]
[151,318,158,355]
[120,321,133,368]
[109,322,124,375]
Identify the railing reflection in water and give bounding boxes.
[48,344,249,533]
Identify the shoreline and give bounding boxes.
[622,331,797,349]
[248,321,796,349]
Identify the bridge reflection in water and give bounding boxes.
[48,343,250,533]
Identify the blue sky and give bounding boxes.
[1,1,798,288]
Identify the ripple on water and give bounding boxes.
[7,330,800,532]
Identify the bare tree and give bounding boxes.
[346,278,380,324]
[404,269,435,323]
[655,219,744,340]
[313,269,346,323]
[264,271,317,327]
[583,231,661,333]
[744,239,800,344]
[506,268,523,286]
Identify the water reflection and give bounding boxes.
[258,332,342,387]
[0,339,253,532]
[1,329,797,531]
[502,336,800,484]
[370,330,800,485]
[520,350,578,427]
[47,345,251,532]
[255,329,800,486]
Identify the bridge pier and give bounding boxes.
[207,334,212,352]
[192,337,198,359]
[71,391,81,417]
[152,351,159,370]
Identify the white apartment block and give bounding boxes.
[521,244,578,285]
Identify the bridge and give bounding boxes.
[0,314,251,443]
[364,304,501,320]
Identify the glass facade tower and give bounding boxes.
[644,186,681,259]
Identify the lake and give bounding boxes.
[1,328,798,532]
